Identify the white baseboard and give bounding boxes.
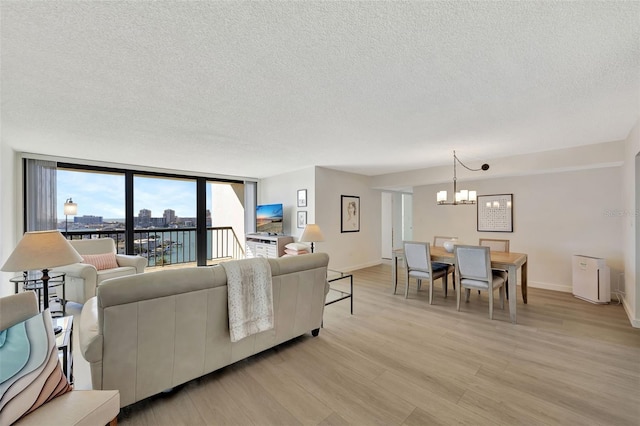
[620,297,640,328]
[527,281,572,293]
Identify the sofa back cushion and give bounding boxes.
[69,238,116,255]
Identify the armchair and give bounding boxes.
[54,238,146,304]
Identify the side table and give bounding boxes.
[53,315,74,384]
[326,270,353,314]
[10,271,66,316]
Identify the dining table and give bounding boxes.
[391,246,528,324]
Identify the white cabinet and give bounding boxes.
[572,255,610,304]
[245,234,294,258]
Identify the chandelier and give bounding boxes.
[436,150,489,205]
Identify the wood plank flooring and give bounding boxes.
[72,263,640,425]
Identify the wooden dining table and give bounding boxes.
[391,246,528,324]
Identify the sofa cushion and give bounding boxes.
[82,253,118,271]
[0,309,72,425]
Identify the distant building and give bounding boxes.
[74,215,103,225]
[164,209,176,225]
[206,209,212,227]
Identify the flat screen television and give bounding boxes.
[256,203,284,234]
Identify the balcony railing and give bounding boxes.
[64,226,245,267]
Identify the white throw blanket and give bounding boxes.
[222,257,274,342]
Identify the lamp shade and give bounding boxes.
[299,224,325,243]
[1,230,83,272]
[64,199,77,215]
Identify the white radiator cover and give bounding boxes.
[572,255,611,304]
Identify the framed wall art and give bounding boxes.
[341,195,360,233]
[477,194,513,232]
[297,189,307,207]
[297,211,307,229]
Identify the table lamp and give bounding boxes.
[1,230,83,332]
[299,224,325,253]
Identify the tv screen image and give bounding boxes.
[256,203,284,234]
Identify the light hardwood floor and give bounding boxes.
[70,263,640,425]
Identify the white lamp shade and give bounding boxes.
[299,224,325,243]
[436,191,447,203]
[1,230,83,272]
[468,191,477,202]
[64,201,77,215]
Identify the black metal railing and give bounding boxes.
[64,226,244,267]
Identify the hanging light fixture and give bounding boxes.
[436,150,489,205]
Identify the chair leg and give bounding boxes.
[456,284,461,311]
[500,284,505,310]
[489,288,494,320]
[428,280,433,304]
[405,273,410,299]
[443,275,448,298]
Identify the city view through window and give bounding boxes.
[56,169,245,266]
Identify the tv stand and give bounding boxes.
[246,234,294,258]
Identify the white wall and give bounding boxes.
[315,167,381,272]
[210,182,246,250]
[413,166,623,293]
[622,120,639,326]
[0,146,20,297]
[381,192,393,259]
[259,167,315,240]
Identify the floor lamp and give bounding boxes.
[300,224,325,253]
[64,198,77,237]
[1,230,83,332]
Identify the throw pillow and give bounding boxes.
[0,309,72,425]
[82,253,118,270]
[285,242,309,251]
[284,249,309,255]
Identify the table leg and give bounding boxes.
[508,265,517,324]
[521,261,528,304]
[391,253,398,294]
[350,275,353,315]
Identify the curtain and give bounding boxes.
[25,159,57,231]
[244,180,257,234]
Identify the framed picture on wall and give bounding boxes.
[297,211,307,229]
[477,194,513,232]
[297,189,307,207]
[341,195,360,233]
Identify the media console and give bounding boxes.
[245,234,294,258]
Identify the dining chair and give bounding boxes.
[454,245,506,320]
[403,241,449,304]
[479,238,510,252]
[479,238,510,297]
[432,236,456,288]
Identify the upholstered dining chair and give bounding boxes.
[454,245,506,320]
[479,238,510,297]
[403,241,449,304]
[479,238,510,252]
[433,236,456,288]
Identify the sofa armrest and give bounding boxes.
[115,254,147,273]
[55,262,98,280]
[14,390,119,426]
[80,297,103,363]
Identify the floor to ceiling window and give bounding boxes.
[27,159,249,267]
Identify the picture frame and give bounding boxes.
[477,194,513,232]
[297,189,307,207]
[297,210,307,229]
[341,195,360,233]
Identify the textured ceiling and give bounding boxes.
[1,1,639,180]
